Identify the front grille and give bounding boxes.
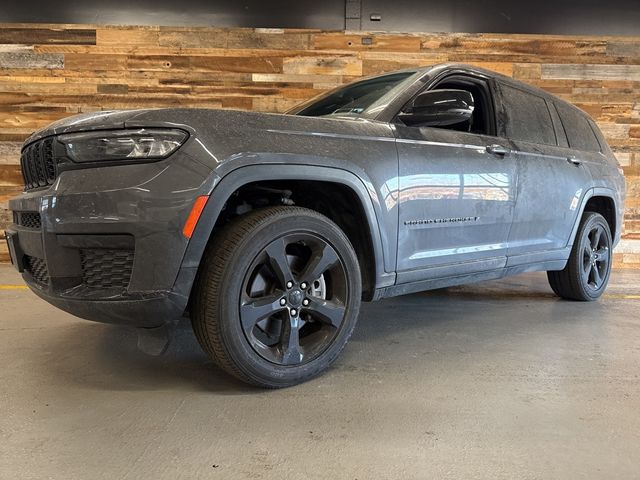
[20,138,56,190]
[13,211,42,229]
[80,249,134,290]
[24,255,49,285]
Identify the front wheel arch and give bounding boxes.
[176,165,391,310]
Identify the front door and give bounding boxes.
[393,73,517,283]
[395,126,517,281]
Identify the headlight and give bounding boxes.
[58,128,188,163]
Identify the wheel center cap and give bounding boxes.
[288,289,303,306]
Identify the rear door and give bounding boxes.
[496,82,592,266]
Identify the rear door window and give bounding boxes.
[500,83,556,146]
[555,102,601,152]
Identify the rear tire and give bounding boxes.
[191,206,361,388]
[547,212,612,301]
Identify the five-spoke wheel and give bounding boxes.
[240,233,349,366]
[581,223,610,291]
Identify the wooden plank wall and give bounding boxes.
[0,23,639,266]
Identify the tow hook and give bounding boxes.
[137,324,171,356]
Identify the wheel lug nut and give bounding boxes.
[300,282,308,290]
[290,308,297,316]
[280,298,287,306]
[302,298,310,306]
[286,281,293,289]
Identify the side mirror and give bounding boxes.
[398,89,474,127]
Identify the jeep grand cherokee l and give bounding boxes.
[5,64,625,387]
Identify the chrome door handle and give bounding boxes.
[486,144,510,156]
[567,156,582,166]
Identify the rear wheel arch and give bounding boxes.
[583,195,616,240]
[567,188,618,248]
[179,165,389,304]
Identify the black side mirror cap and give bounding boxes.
[398,89,474,127]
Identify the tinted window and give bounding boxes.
[588,119,605,152]
[500,83,556,145]
[547,101,569,148]
[555,102,601,152]
[293,72,415,117]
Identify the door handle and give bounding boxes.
[567,156,582,166]
[486,144,510,156]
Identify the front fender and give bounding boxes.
[171,164,396,307]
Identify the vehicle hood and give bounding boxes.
[24,109,149,144]
[24,108,390,146]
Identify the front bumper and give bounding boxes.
[7,149,212,327]
[28,284,186,328]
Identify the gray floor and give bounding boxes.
[1,265,639,480]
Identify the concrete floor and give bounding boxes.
[1,265,639,480]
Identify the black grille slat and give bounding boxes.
[29,144,38,189]
[20,146,29,188]
[19,149,28,186]
[35,141,46,187]
[20,138,57,191]
[43,139,56,184]
[25,255,49,285]
[24,144,34,189]
[28,144,37,189]
[21,145,29,187]
[81,249,134,290]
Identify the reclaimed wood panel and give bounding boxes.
[0,27,96,45]
[0,51,64,69]
[0,24,639,267]
[542,64,640,81]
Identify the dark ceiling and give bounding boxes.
[0,0,638,36]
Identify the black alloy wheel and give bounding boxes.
[240,233,349,366]
[581,223,610,291]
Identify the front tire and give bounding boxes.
[191,207,362,388]
[547,212,612,301]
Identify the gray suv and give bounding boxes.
[6,63,626,387]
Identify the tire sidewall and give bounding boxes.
[214,210,361,386]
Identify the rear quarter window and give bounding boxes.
[555,102,601,152]
[500,83,556,146]
[547,101,569,148]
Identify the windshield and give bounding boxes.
[289,71,418,118]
